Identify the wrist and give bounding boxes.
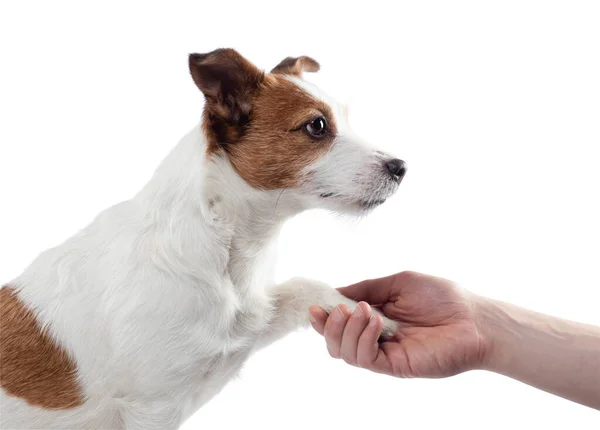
[471,294,508,372]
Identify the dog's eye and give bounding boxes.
[304,117,328,138]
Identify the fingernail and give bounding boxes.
[309,310,316,323]
[369,315,380,327]
[332,306,345,322]
[352,304,364,318]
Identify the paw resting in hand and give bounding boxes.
[321,301,399,341]
[278,277,399,340]
[308,300,399,365]
[377,311,399,340]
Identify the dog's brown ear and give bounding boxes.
[189,49,264,125]
[270,56,320,78]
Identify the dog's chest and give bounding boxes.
[185,242,275,356]
[176,258,275,419]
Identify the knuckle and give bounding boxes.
[341,353,356,365]
[356,359,366,368]
[397,270,419,282]
[356,356,372,368]
[327,347,341,359]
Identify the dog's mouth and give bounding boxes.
[319,192,335,198]
[318,192,387,210]
[357,199,387,209]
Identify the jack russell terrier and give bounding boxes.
[0,49,407,429]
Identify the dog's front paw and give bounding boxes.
[318,289,399,341]
[273,277,400,340]
[377,311,399,341]
[282,277,331,291]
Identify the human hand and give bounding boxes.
[309,271,488,378]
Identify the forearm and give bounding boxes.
[477,297,600,410]
[256,278,398,351]
[254,278,345,350]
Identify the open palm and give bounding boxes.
[309,271,487,378]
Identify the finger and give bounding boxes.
[337,274,397,305]
[355,316,398,376]
[308,306,328,335]
[340,302,372,365]
[356,314,385,368]
[324,304,352,359]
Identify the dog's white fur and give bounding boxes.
[1,74,400,429]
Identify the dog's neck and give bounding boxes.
[135,125,304,294]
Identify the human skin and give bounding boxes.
[309,271,600,410]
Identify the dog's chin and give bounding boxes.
[357,198,388,211]
[314,193,391,215]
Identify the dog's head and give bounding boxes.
[189,48,406,214]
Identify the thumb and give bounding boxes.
[337,274,397,305]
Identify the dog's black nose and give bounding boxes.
[385,158,407,180]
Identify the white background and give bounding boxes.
[1,1,599,428]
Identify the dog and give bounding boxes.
[0,49,406,429]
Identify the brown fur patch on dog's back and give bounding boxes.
[0,286,84,409]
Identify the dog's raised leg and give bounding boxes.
[257,278,398,349]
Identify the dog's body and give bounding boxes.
[0,50,405,429]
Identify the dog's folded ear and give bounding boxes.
[189,49,264,125]
[270,56,320,78]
